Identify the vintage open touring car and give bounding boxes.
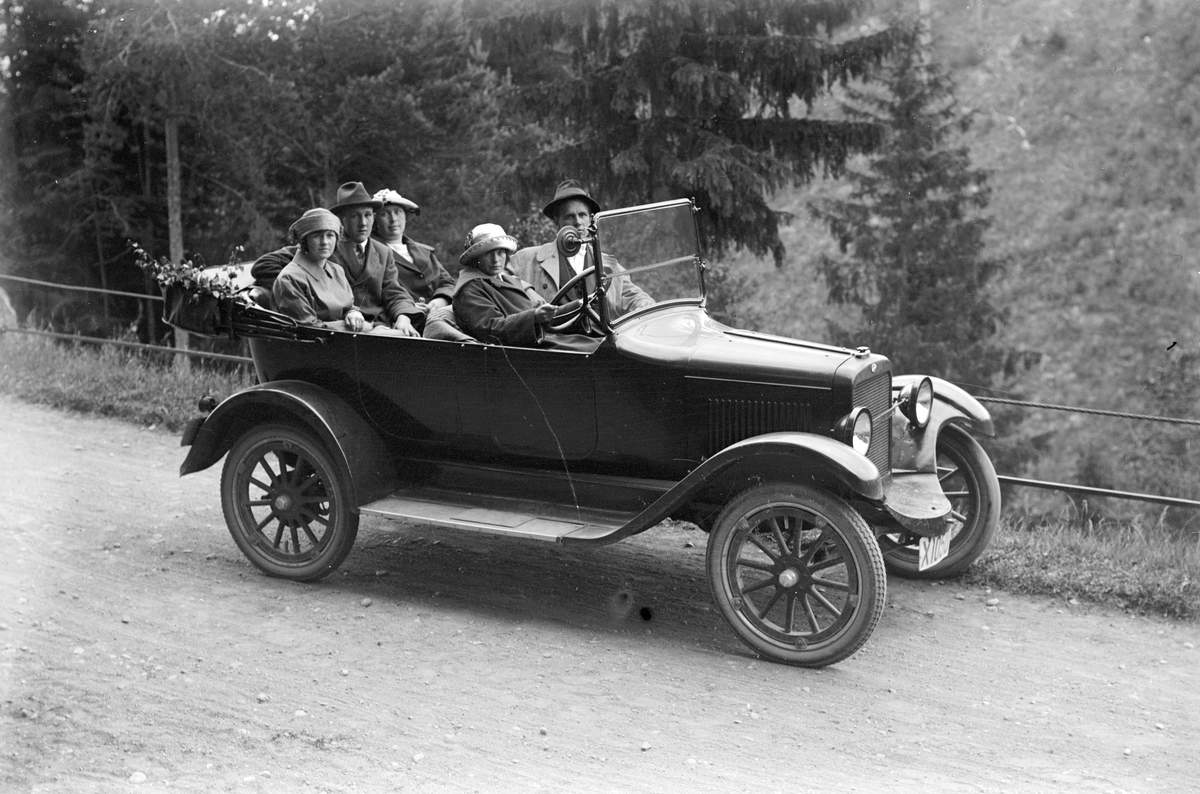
[169,198,1001,668]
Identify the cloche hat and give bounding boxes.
[542,179,601,219]
[289,208,342,243]
[330,181,382,214]
[460,223,518,267]
[372,188,421,216]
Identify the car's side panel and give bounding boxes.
[560,432,885,546]
[484,345,598,460]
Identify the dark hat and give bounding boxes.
[542,179,601,219]
[330,182,382,215]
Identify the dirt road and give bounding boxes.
[1,394,1197,793]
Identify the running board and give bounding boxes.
[359,487,634,542]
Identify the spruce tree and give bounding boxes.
[471,0,908,265]
[812,33,1006,386]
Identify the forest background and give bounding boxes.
[2,0,1199,524]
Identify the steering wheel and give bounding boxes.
[547,265,603,333]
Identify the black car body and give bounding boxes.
[174,199,1001,667]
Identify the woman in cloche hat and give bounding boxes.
[271,208,369,332]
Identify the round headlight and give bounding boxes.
[899,377,934,429]
[850,408,872,455]
[835,407,872,455]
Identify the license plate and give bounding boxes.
[918,531,951,571]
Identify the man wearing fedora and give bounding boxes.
[509,180,654,321]
[252,181,423,336]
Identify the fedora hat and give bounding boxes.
[460,223,518,267]
[372,188,421,216]
[330,181,382,215]
[542,179,601,219]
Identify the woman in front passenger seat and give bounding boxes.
[453,223,598,352]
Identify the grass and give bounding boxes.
[0,333,254,432]
[2,332,1197,621]
[964,514,1200,621]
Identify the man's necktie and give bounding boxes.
[357,244,366,264]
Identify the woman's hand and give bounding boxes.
[344,309,366,332]
[534,303,557,326]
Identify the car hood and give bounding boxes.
[613,307,853,389]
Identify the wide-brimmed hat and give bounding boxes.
[372,189,421,216]
[289,208,342,243]
[459,223,518,267]
[542,179,601,219]
[330,181,382,215]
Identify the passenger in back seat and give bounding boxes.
[271,209,366,331]
[271,209,411,337]
[253,182,423,336]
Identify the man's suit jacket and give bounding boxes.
[509,241,655,319]
[251,239,420,324]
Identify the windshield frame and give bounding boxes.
[592,198,706,329]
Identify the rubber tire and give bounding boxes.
[706,483,887,668]
[884,425,1001,579]
[221,424,358,582]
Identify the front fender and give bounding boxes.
[180,380,398,508]
[562,432,882,545]
[892,375,994,472]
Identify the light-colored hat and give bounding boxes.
[289,208,342,243]
[372,189,421,215]
[329,181,382,214]
[459,223,518,267]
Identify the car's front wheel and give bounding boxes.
[221,424,358,582]
[882,424,1001,579]
[706,483,886,668]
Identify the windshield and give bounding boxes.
[594,199,703,322]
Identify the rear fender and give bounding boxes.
[180,380,397,508]
[565,432,882,545]
[892,375,994,472]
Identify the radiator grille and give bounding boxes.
[707,399,812,453]
[852,372,892,475]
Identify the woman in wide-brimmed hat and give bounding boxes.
[272,208,368,331]
[370,188,455,307]
[453,224,599,352]
[369,188,471,341]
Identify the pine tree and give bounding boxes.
[471,0,908,265]
[813,33,1006,386]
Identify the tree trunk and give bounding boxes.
[165,114,190,372]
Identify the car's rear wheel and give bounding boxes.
[706,483,886,668]
[882,424,1000,579]
[221,424,358,582]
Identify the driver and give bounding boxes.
[454,223,599,352]
[510,180,654,316]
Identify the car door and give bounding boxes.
[481,345,597,460]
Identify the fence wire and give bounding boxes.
[977,395,1200,427]
[2,327,253,365]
